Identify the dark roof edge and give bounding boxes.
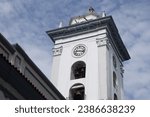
[0,33,15,54]
[69,12,100,25]
[108,16,131,61]
[0,54,46,99]
[13,44,65,99]
[45,32,55,43]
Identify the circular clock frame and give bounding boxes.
[72,44,87,58]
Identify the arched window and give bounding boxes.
[114,93,118,100]
[113,71,117,88]
[69,83,85,100]
[71,61,86,80]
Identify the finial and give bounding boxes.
[59,21,63,28]
[102,11,106,17]
[89,7,95,13]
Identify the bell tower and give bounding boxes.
[46,8,130,100]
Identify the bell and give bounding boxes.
[81,68,84,72]
[74,91,82,100]
[76,91,81,95]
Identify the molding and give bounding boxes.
[96,38,109,47]
[47,16,111,40]
[52,46,63,56]
[55,32,107,45]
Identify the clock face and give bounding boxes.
[72,44,87,57]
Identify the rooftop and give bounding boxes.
[69,7,106,25]
[46,8,130,61]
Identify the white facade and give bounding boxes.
[47,9,130,100]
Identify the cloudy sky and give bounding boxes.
[0,0,150,99]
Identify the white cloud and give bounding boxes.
[0,1,13,15]
[111,1,150,99]
[23,43,52,77]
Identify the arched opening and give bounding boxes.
[113,72,117,88]
[69,83,85,100]
[114,93,118,100]
[71,61,86,80]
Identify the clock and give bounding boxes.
[72,44,87,57]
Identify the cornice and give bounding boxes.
[46,16,111,40]
[47,16,130,61]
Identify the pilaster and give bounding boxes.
[52,46,63,56]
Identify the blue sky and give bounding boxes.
[0,0,150,99]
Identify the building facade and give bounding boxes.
[0,33,65,100]
[47,9,130,100]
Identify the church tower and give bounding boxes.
[46,8,130,100]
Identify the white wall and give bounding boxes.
[51,28,124,100]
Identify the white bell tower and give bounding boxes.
[47,8,130,100]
